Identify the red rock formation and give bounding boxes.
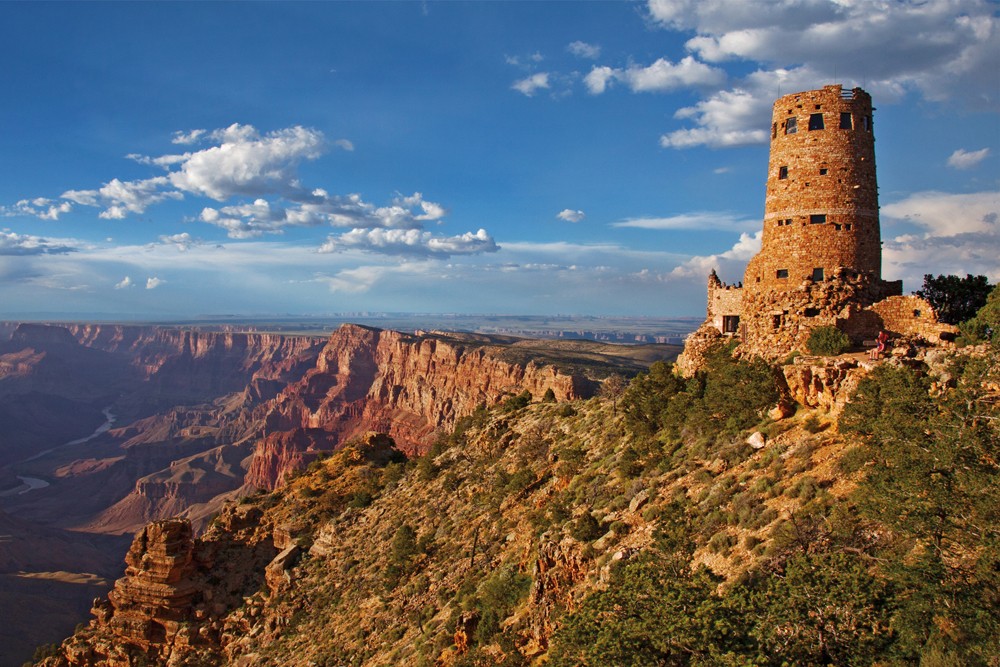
[105,519,200,647]
[247,325,596,489]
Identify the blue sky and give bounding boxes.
[1,0,997,320]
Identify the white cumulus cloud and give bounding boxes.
[622,57,725,92]
[669,230,762,279]
[882,190,1000,238]
[319,227,499,258]
[583,57,724,95]
[643,0,1000,148]
[171,129,207,145]
[947,147,990,170]
[3,198,74,221]
[158,233,198,251]
[165,124,325,201]
[567,41,601,59]
[584,66,617,95]
[114,276,133,289]
[146,276,165,289]
[557,209,586,223]
[512,73,551,97]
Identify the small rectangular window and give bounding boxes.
[811,268,824,281]
[772,314,782,329]
[810,214,826,224]
[845,223,853,230]
[862,115,871,131]
[809,113,825,130]
[785,117,797,134]
[819,168,828,175]
[722,315,740,334]
[778,166,788,179]
[840,112,853,129]
[776,269,789,279]
[804,307,821,317]
[834,223,842,231]
[913,309,922,318]
[772,123,777,139]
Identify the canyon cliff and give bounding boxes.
[248,325,597,489]
[3,321,660,665]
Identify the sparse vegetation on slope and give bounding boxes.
[32,339,1000,667]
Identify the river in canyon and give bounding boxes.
[0,407,117,497]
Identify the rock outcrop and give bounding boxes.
[49,508,277,667]
[781,355,868,416]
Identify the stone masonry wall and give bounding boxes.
[744,85,880,298]
[706,270,744,334]
[738,270,901,361]
[870,295,957,343]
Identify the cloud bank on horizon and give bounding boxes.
[0,0,997,318]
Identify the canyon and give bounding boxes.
[0,321,676,665]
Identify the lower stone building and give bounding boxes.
[677,269,955,376]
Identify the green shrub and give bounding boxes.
[570,513,604,542]
[802,414,825,433]
[474,565,532,643]
[957,283,999,346]
[806,325,850,356]
[556,404,577,417]
[501,390,532,413]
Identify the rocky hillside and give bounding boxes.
[2,321,678,666]
[29,338,1000,666]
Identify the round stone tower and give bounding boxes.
[679,84,939,370]
[743,85,880,291]
[733,85,901,360]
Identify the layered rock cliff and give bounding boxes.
[247,325,598,489]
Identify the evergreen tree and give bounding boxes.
[915,273,992,324]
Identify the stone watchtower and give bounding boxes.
[677,85,950,373]
[744,86,880,294]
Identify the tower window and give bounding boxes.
[845,223,853,230]
[819,168,828,175]
[812,268,825,281]
[808,113,825,130]
[834,223,842,231]
[776,269,789,279]
[840,112,853,129]
[722,315,740,334]
[772,123,777,138]
[862,115,872,131]
[778,166,788,179]
[772,314,783,329]
[804,307,821,317]
[785,117,797,134]
[810,214,827,224]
